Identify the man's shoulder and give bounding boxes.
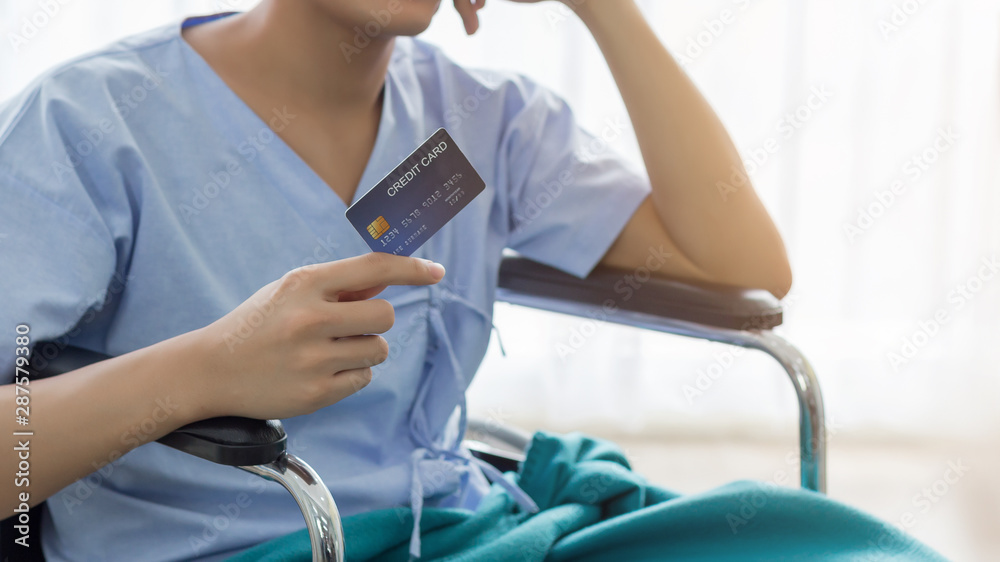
[0,22,179,145]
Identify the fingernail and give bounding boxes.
[424,260,445,279]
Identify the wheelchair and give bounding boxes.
[1,256,824,562]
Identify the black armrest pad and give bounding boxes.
[25,343,286,467]
[498,257,782,330]
[158,418,286,466]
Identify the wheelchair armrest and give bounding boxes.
[156,417,286,467]
[28,342,286,466]
[497,256,782,330]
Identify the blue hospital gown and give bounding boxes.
[0,13,650,562]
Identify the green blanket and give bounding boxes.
[227,432,947,561]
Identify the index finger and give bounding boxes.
[314,253,445,297]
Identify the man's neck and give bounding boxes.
[187,0,394,114]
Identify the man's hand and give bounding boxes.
[196,253,446,420]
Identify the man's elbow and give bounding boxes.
[769,271,792,300]
[711,251,792,300]
[765,260,793,300]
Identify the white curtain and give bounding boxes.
[3,0,997,442]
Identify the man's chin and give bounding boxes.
[335,0,440,42]
[389,20,435,37]
[388,1,441,36]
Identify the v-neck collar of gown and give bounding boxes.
[175,12,397,250]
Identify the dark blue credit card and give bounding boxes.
[345,128,485,256]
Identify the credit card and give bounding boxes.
[346,128,485,256]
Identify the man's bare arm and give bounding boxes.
[1,331,213,513]
[574,1,793,299]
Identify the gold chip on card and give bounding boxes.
[366,216,390,239]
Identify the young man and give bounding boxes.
[1,1,942,560]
